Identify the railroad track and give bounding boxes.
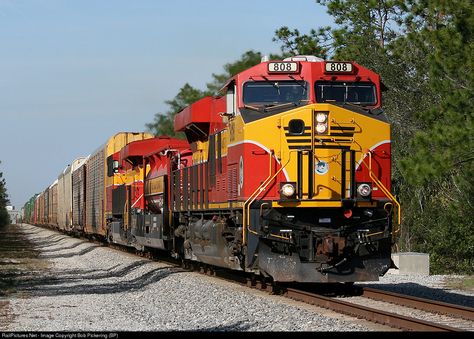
[113,245,474,332]
[285,287,474,332]
[29,225,474,332]
[177,262,473,332]
[361,287,474,322]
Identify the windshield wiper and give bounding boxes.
[259,75,281,95]
[340,102,384,115]
[288,75,307,93]
[341,101,364,110]
[263,101,299,112]
[243,104,265,113]
[244,100,310,113]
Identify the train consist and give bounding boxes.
[23,55,400,283]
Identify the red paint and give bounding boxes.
[355,142,392,199]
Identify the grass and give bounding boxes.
[443,275,474,292]
[0,224,49,297]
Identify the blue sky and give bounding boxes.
[0,0,333,209]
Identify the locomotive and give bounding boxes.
[23,55,400,283]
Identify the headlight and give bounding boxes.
[281,183,296,197]
[357,183,372,197]
[314,112,329,135]
[316,112,327,123]
[316,123,327,134]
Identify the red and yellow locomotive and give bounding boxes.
[24,55,400,284]
[109,55,400,283]
[174,55,400,282]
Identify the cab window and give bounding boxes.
[315,81,376,105]
[243,81,308,106]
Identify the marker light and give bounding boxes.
[344,209,353,219]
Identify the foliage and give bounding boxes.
[272,26,331,59]
[206,50,266,95]
[145,84,207,137]
[146,50,266,137]
[317,0,407,57]
[398,0,474,273]
[0,162,10,227]
[400,0,474,184]
[271,0,473,273]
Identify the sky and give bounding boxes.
[0,0,333,210]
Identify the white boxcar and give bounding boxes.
[48,179,58,227]
[57,157,87,231]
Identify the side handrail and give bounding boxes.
[361,151,401,231]
[242,151,293,246]
[123,198,129,230]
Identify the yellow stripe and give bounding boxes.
[177,202,244,210]
[274,200,342,208]
[177,200,377,210]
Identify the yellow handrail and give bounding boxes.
[361,151,401,229]
[123,198,129,230]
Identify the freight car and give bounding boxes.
[57,158,86,232]
[22,194,37,224]
[31,132,153,234]
[24,55,400,284]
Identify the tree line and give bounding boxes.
[0,161,10,227]
[146,0,473,274]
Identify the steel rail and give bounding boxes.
[362,287,474,321]
[285,288,462,332]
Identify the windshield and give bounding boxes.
[315,81,376,105]
[243,81,308,106]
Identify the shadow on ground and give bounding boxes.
[0,224,185,298]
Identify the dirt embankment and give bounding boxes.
[0,224,49,328]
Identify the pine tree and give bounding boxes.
[401,0,474,184]
[398,0,474,273]
[146,51,265,137]
[146,84,207,137]
[272,26,331,58]
[0,162,10,227]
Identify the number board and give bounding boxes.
[325,62,353,73]
[267,62,300,73]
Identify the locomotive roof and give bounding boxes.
[119,136,189,163]
[219,56,381,93]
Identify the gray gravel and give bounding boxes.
[1,224,472,332]
[358,272,474,308]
